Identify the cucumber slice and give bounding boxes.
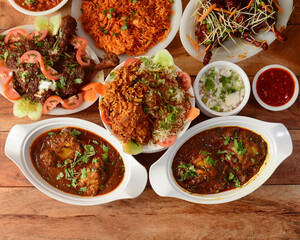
[48,14,62,36]
[122,141,143,155]
[27,100,43,121]
[152,49,174,67]
[34,16,49,31]
[13,95,30,118]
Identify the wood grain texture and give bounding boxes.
[0,0,299,239]
[0,186,299,240]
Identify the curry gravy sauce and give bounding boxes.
[30,127,125,196]
[172,127,268,194]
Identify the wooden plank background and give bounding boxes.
[0,0,299,239]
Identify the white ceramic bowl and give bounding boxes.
[149,116,293,204]
[252,64,299,111]
[193,61,250,117]
[71,0,182,63]
[5,118,147,206]
[100,58,196,154]
[8,0,68,16]
[0,25,104,115]
[180,0,293,63]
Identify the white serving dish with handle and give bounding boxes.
[5,117,147,206]
[149,116,293,204]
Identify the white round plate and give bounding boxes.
[0,25,104,115]
[71,0,182,62]
[180,0,293,63]
[100,59,196,154]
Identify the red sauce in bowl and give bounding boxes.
[15,0,63,12]
[256,68,295,107]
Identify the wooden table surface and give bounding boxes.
[0,1,299,239]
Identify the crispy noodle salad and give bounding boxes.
[99,51,199,151]
[192,0,287,65]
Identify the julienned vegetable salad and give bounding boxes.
[199,66,245,112]
[0,15,119,120]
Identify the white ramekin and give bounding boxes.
[8,0,68,16]
[252,64,299,111]
[5,118,147,206]
[193,61,251,117]
[149,116,293,204]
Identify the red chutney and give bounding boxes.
[256,68,295,107]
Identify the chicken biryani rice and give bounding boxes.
[99,57,192,145]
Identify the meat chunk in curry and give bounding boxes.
[31,127,125,196]
[172,127,268,194]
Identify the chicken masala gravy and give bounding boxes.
[30,127,124,196]
[172,127,268,194]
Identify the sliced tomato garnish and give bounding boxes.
[101,109,112,126]
[61,93,83,110]
[124,58,142,67]
[76,43,91,67]
[40,64,62,81]
[43,95,63,114]
[29,30,48,42]
[157,135,177,148]
[70,37,88,49]
[177,71,192,91]
[19,50,42,64]
[3,78,21,101]
[0,65,13,82]
[4,29,30,44]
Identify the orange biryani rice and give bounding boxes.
[80,0,174,56]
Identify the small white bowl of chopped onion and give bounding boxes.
[194,61,250,117]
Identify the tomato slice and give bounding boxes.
[3,79,21,101]
[70,37,88,49]
[124,58,142,66]
[29,30,48,42]
[157,135,177,148]
[177,71,192,91]
[0,65,13,82]
[61,93,83,110]
[4,29,30,44]
[40,64,62,81]
[19,50,42,64]
[43,95,63,114]
[101,109,112,126]
[76,43,91,67]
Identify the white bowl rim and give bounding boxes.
[8,0,69,16]
[5,117,148,205]
[252,64,299,111]
[100,56,196,153]
[193,61,251,117]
